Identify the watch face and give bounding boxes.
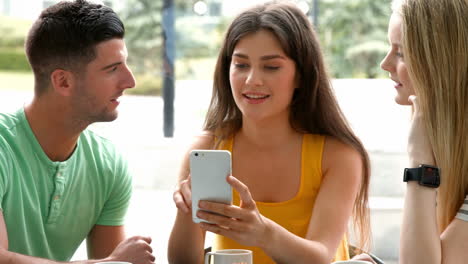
[420,166,440,187]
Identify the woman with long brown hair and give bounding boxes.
[168,2,371,263]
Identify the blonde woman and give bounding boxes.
[168,2,371,264]
[379,0,468,263]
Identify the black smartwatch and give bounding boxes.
[403,164,440,188]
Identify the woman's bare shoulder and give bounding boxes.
[322,136,363,178]
[323,136,362,157]
[189,131,216,150]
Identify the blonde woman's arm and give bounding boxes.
[400,182,440,264]
[399,95,468,263]
[400,96,441,263]
[401,185,468,264]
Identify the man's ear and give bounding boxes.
[50,69,75,96]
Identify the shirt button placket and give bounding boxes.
[47,166,66,224]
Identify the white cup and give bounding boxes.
[205,249,253,264]
[332,261,372,264]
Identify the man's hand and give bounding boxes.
[106,236,155,264]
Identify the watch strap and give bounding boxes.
[404,167,420,182]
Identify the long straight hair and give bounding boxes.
[204,1,371,251]
[398,0,468,231]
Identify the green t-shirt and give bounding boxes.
[0,109,132,261]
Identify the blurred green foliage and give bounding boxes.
[131,74,163,96]
[0,16,32,72]
[119,0,225,95]
[319,0,392,78]
[0,15,32,40]
[119,0,164,95]
[119,0,163,75]
[0,48,31,72]
[120,0,392,85]
[0,0,393,94]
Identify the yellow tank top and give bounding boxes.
[213,134,349,263]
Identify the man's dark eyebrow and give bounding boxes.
[232,53,286,60]
[100,62,122,71]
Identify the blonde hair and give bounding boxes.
[397,0,468,231]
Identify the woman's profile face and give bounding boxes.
[380,13,415,105]
[229,29,298,122]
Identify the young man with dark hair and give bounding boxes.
[0,1,155,263]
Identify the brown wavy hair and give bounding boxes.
[203,1,371,251]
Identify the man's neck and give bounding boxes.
[24,97,86,162]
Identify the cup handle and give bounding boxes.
[205,252,214,264]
